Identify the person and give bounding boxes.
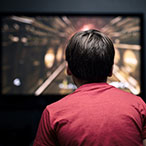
[33,29,146,146]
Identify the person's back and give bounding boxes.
[34,83,146,146]
[33,29,146,146]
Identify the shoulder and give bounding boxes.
[45,92,76,113]
[108,85,146,109]
[110,85,142,99]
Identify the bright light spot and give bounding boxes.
[21,37,28,43]
[109,81,128,89]
[10,36,19,42]
[124,58,137,65]
[45,54,54,61]
[123,50,138,72]
[56,46,63,62]
[58,79,77,90]
[80,24,94,31]
[59,83,77,90]
[13,78,21,86]
[44,48,55,68]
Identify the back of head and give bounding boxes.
[65,29,115,83]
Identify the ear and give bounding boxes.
[66,63,72,76]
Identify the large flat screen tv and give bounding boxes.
[0,13,143,96]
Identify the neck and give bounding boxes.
[72,76,107,88]
[72,76,87,88]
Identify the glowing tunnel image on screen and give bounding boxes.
[1,15,141,95]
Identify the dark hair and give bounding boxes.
[65,29,115,82]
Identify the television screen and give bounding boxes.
[0,13,142,96]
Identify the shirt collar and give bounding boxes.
[74,82,112,93]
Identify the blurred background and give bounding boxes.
[0,0,146,146]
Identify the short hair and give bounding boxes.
[65,29,115,82]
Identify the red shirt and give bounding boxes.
[33,83,146,146]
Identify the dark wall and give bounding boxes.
[0,0,146,13]
[0,0,146,146]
